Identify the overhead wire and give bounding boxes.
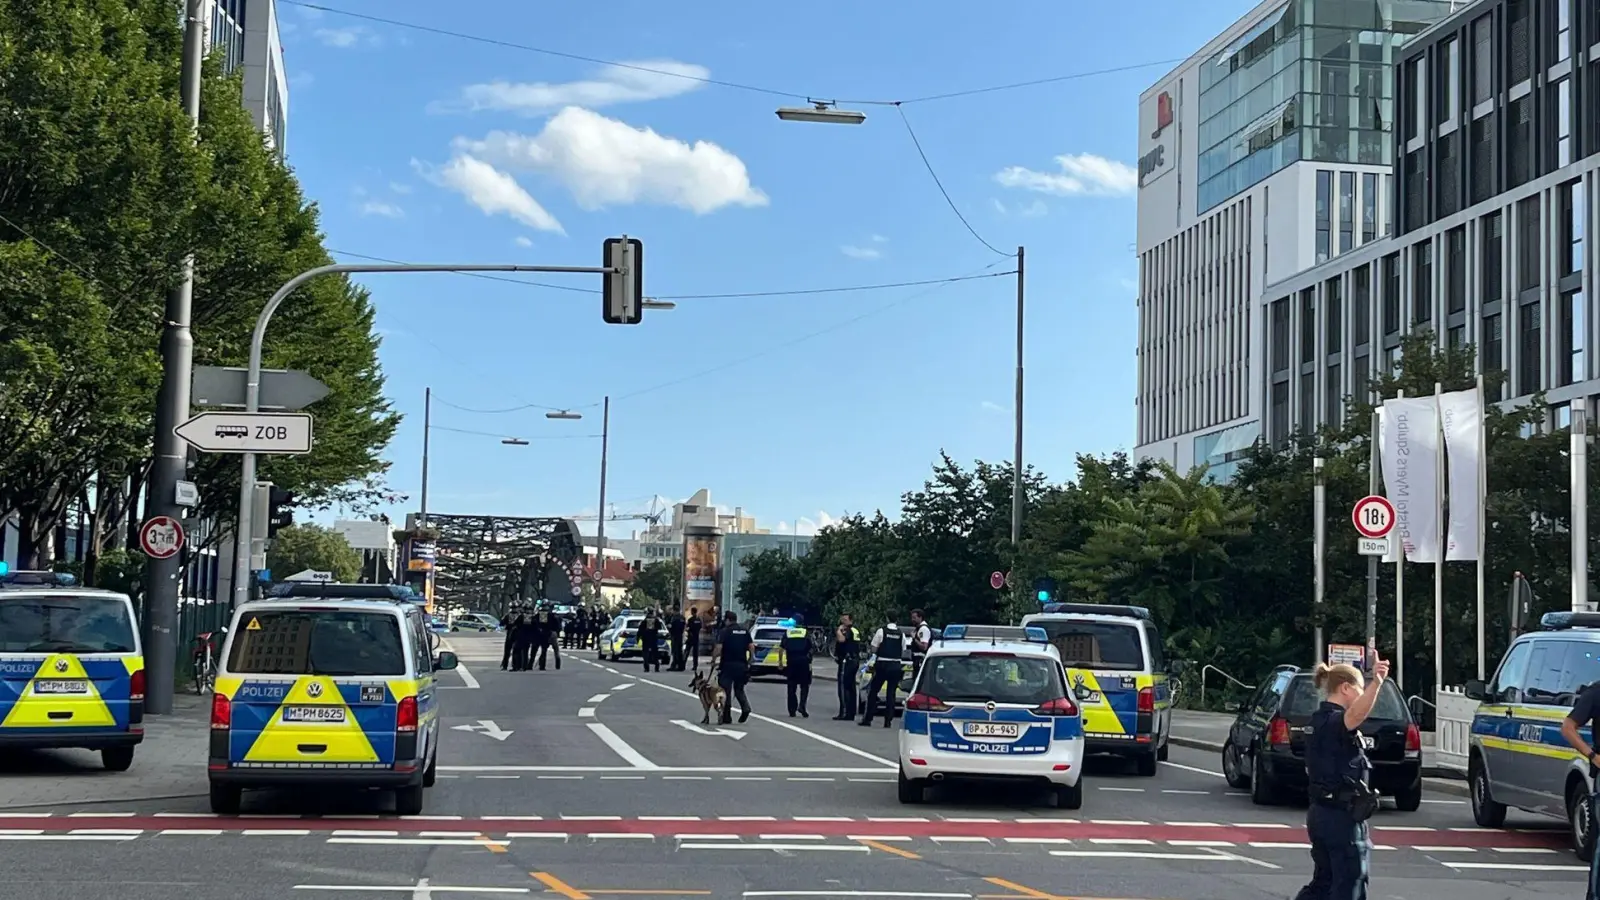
[428,424,601,440]
[892,104,1010,258]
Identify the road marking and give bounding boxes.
[578,708,596,718]
[745,894,968,898]
[719,816,777,821]
[291,886,528,894]
[67,812,134,818]
[762,833,826,840]
[68,829,143,835]
[590,833,654,840]
[1002,837,1073,845]
[639,816,701,822]
[1089,820,1148,826]
[327,837,505,847]
[1166,822,1223,827]
[856,838,920,858]
[1162,789,1209,795]
[477,835,508,854]
[931,836,991,844]
[483,816,544,821]
[869,817,929,823]
[159,829,224,836]
[587,723,658,768]
[244,829,311,836]
[438,766,888,773]
[1089,838,1154,846]
[588,694,611,704]
[600,776,645,780]
[1491,846,1558,853]
[787,777,835,782]
[612,683,634,691]
[1098,787,1143,793]
[1201,845,1281,869]
[680,842,869,853]
[538,775,584,780]
[1159,760,1223,778]
[1443,861,1588,871]
[983,879,1054,900]
[847,835,913,842]
[1414,845,1477,852]
[532,872,592,899]
[677,834,740,840]
[1248,842,1312,849]
[944,818,999,823]
[1050,850,1236,860]
[455,661,481,689]
[795,816,853,822]
[333,830,402,836]
[507,833,569,840]
[561,816,623,821]
[1169,839,1235,847]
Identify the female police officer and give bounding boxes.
[1294,651,1390,900]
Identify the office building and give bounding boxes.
[1135,0,1457,479]
[1263,0,1600,441]
[203,0,289,158]
[720,533,814,611]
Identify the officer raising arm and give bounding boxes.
[1295,651,1389,900]
[1559,679,1600,899]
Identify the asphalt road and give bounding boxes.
[0,633,1585,899]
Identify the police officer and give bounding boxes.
[667,609,687,671]
[711,611,752,724]
[908,608,932,684]
[638,610,664,672]
[833,613,861,721]
[1296,651,1389,900]
[534,603,562,671]
[1560,674,1600,899]
[781,621,813,718]
[510,601,536,671]
[499,602,521,671]
[859,614,905,728]
[686,607,702,670]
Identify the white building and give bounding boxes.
[204,0,288,157]
[1134,0,1456,479]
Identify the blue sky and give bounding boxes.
[282,0,1255,536]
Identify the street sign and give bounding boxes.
[602,236,643,325]
[1358,537,1391,556]
[1327,643,1365,667]
[1351,495,1396,539]
[174,479,199,507]
[139,516,185,559]
[1005,571,1016,589]
[989,571,1005,590]
[570,584,581,597]
[175,412,313,454]
[191,366,331,411]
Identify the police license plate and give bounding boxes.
[282,706,346,723]
[32,679,88,695]
[963,722,1021,739]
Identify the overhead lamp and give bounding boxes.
[641,298,676,310]
[501,437,529,446]
[546,410,582,421]
[776,101,866,125]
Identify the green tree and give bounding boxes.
[633,560,681,608]
[734,548,811,618]
[265,524,362,583]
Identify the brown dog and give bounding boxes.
[689,669,725,725]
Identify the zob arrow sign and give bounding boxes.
[175,412,313,455]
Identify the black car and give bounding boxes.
[1220,664,1422,810]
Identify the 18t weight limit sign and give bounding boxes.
[1352,494,1395,556]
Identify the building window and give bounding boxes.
[1483,210,1503,303]
[1353,354,1371,403]
[1556,78,1573,168]
[1509,0,1531,85]
[1470,115,1495,205]
[1472,14,1493,104]
[1327,277,1344,354]
[1556,0,1571,63]
[1415,242,1433,324]
[1300,289,1316,364]
[1509,96,1532,187]
[1271,298,1290,373]
[1407,56,1425,141]
[1362,173,1377,243]
[1316,171,1332,263]
[1518,301,1542,395]
[1299,371,1315,431]
[1518,196,1542,291]
[1449,325,1466,347]
[1439,37,1459,125]
[1339,172,1355,254]
[1563,180,1585,276]
[1447,226,1467,315]
[1270,381,1290,446]
[1382,253,1401,335]
[1483,312,1504,399]
[1326,363,1343,427]
[1354,265,1371,347]
[1561,289,1584,385]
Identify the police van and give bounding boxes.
[1464,610,1600,858]
[1021,603,1172,776]
[0,570,145,771]
[750,616,795,676]
[897,624,1084,809]
[207,583,457,815]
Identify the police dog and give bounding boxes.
[689,669,725,725]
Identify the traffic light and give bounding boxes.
[266,486,295,537]
[1033,576,1057,604]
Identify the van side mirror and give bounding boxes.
[433,651,459,672]
[1464,678,1487,701]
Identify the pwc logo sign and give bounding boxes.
[1137,89,1176,189]
[1150,91,1174,139]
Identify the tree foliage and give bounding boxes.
[265,524,363,583]
[735,548,811,619]
[633,561,681,609]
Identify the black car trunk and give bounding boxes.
[1280,677,1412,761]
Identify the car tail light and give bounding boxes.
[129,669,146,702]
[1034,696,1078,717]
[1405,723,1421,752]
[1267,716,1290,745]
[1137,686,1154,713]
[210,692,231,728]
[904,693,949,712]
[397,696,418,732]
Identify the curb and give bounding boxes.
[1166,735,1470,796]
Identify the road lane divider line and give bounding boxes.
[67,812,135,818]
[477,834,509,853]
[676,834,741,840]
[681,842,869,853]
[1088,838,1154,846]
[982,879,1056,900]
[507,833,569,840]
[638,816,701,821]
[455,661,481,689]
[586,722,658,769]
[483,816,544,821]
[746,893,967,898]
[1001,838,1072,844]
[578,708,596,718]
[762,833,826,840]
[588,694,612,703]
[158,829,224,836]
[1200,845,1281,869]
[439,765,890,773]
[292,886,528,894]
[847,835,913,842]
[243,829,311,836]
[612,683,634,691]
[1158,759,1224,777]
[1443,861,1588,871]
[856,838,921,858]
[532,872,592,899]
[1049,850,1234,861]
[538,775,584,780]
[600,775,645,780]
[561,815,623,821]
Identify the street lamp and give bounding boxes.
[776,101,867,125]
[545,410,582,420]
[545,399,611,576]
[419,387,530,527]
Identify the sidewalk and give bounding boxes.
[0,693,210,809]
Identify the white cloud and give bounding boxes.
[995,153,1137,198]
[418,155,565,234]
[871,234,888,243]
[458,107,767,215]
[794,512,840,537]
[313,27,369,48]
[359,200,404,218]
[840,245,881,260]
[514,236,534,248]
[389,182,412,195]
[447,60,709,116]
[980,400,1007,414]
[1117,275,1139,293]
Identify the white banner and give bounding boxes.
[1380,396,1443,564]
[1376,407,1398,563]
[1440,388,1484,561]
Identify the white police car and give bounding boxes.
[897,624,1084,809]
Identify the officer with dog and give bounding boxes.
[711,611,753,724]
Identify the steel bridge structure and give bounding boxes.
[425,514,586,617]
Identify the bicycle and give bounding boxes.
[191,628,225,695]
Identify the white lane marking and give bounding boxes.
[613,683,634,691]
[639,816,701,822]
[1232,822,1292,829]
[743,894,968,898]
[68,829,144,835]
[943,818,999,823]
[454,661,481,690]
[1051,850,1233,860]
[600,776,645,780]
[1160,759,1224,778]
[726,777,771,782]
[291,885,528,893]
[1089,838,1155,846]
[332,830,401,837]
[868,817,929,823]
[678,843,870,852]
[931,836,991,844]
[400,815,463,821]
[578,708,596,718]
[719,816,777,821]
[677,834,741,840]
[439,765,887,773]
[67,812,135,818]
[1003,837,1073,844]
[1202,845,1281,869]
[1169,840,1236,847]
[561,815,622,821]
[538,775,583,780]
[845,835,912,842]
[327,837,505,847]
[590,833,654,840]
[664,776,712,780]
[587,722,658,769]
[0,830,44,836]
[1422,799,1465,805]
[506,833,569,840]
[478,775,520,780]
[1090,820,1149,826]
[849,778,894,783]
[794,816,854,822]
[0,835,137,842]
[1376,825,1437,831]
[1167,822,1223,827]
[482,816,543,821]
[588,694,612,703]
[1249,842,1313,849]
[1099,787,1144,793]
[1414,846,1477,852]
[1443,862,1588,871]
[0,814,50,819]
[787,777,835,782]
[1491,846,1558,854]
[244,829,312,836]
[763,834,826,840]
[159,829,225,836]
[1162,789,1210,795]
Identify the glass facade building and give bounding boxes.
[1197,0,1459,212]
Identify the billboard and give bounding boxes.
[1137,83,1178,189]
[682,529,722,614]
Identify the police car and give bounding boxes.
[898,624,1085,809]
[207,583,457,815]
[750,617,795,676]
[0,570,145,771]
[1464,610,1600,858]
[597,610,668,661]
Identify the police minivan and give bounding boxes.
[207,584,457,815]
[0,571,145,770]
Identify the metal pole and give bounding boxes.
[143,0,206,715]
[1010,247,1025,545]
[1313,456,1326,664]
[1434,381,1445,698]
[231,262,619,605]
[1367,409,1380,649]
[420,388,431,529]
[597,396,609,586]
[1573,406,1588,612]
[1475,374,1487,679]
[1394,388,1405,692]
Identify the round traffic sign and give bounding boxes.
[1352,495,1396,539]
[989,571,1005,590]
[139,515,186,559]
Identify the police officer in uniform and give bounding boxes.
[534,602,562,671]
[711,611,752,724]
[668,609,687,671]
[1295,650,1389,900]
[908,608,932,684]
[499,601,522,671]
[781,621,813,718]
[833,613,861,721]
[859,615,905,728]
[686,608,702,670]
[510,600,537,671]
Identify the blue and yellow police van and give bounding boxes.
[207,583,457,815]
[1021,603,1172,776]
[750,616,796,676]
[1465,610,1600,858]
[0,570,145,771]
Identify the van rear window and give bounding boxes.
[227,610,407,676]
[0,593,137,654]
[1033,620,1145,671]
[921,654,1065,705]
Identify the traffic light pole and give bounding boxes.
[231,261,621,606]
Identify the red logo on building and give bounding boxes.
[1151,91,1174,139]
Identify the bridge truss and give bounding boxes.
[425,514,585,616]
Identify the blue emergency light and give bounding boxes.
[0,561,8,575]
[0,570,78,587]
[939,624,1049,644]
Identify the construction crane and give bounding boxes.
[566,496,667,527]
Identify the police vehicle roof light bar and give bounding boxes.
[1038,602,1152,620]
[939,624,1049,644]
[1540,611,1600,630]
[0,571,80,588]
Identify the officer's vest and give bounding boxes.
[877,626,905,661]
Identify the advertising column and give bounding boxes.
[406,538,437,612]
[681,524,723,621]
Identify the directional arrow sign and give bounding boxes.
[175,412,313,454]
[670,719,746,740]
[191,366,331,411]
[451,719,514,741]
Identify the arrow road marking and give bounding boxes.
[671,719,747,740]
[451,720,513,741]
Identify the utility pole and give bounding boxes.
[596,396,610,585]
[1313,456,1326,664]
[1367,408,1380,648]
[143,0,206,716]
[1574,406,1589,612]
[1010,247,1025,545]
[419,388,431,529]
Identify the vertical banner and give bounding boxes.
[1380,396,1443,563]
[1440,387,1485,561]
[1377,407,1400,563]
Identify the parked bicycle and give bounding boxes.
[191,627,227,695]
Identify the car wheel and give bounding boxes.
[209,783,242,816]
[1468,755,1507,828]
[1053,780,1083,810]
[1249,751,1278,805]
[1222,740,1251,788]
[1393,778,1422,812]
[1135,749,1158,777]
[896,768,925,804]
[395,783,425,816]
[1569,778,1597,861]
[101,746,134,772]
[423,753,438,788]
